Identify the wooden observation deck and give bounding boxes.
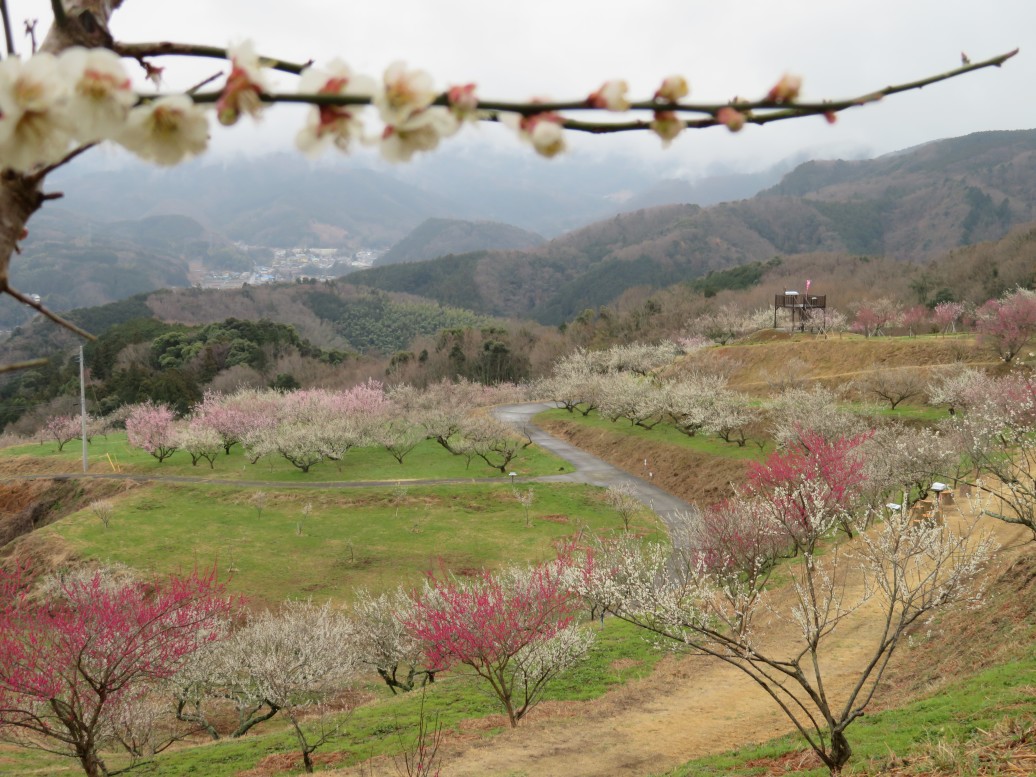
[774,291,827,331]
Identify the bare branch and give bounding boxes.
[114,41,310,75]
[2,284,95,340]
[0,357,48,374]
[29,142,97,182]
[0,0,15,56]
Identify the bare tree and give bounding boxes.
[855,367,928,410]
[580,479,995,776]
[513,486,536,528]
[604,483,641,533]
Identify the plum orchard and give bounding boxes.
[0,0,1018,351]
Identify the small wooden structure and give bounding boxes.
[774,290,827,332]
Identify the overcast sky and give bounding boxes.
[15,0,1036,177]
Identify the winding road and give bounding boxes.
[492,403,697,530]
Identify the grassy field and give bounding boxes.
[1,432,573,482]
[45,480,663,604]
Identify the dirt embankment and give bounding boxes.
[538,417,749,507]
[0,456,133,557]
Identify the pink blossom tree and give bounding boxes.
[192,390,268,455]
[407,561,593,727]
[43,413,81,451]
[932,301,966,334]
[975,288,1036,362]
[900,305,930,336]
[850,299,899,338]
[125,401,179,463]
[0,566,233,777]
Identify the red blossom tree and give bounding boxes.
[0,566,233,777]
[746,428,873,539]
[406,560,592,727]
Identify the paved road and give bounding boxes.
[3,404,696,532]
[493,403,698,531]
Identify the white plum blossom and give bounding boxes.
[654,74,689,103]
[649,110,685,147]
[216,40,270,126]
[588,79,630,111]
[118,95,209,166]
[0,53,73,171]
[503,110,566,158]
[446,82,479,122]
[374,61,436,126]
[379,106,457,163]
[60,47,135,142]
[529,117,565,158]
[294,59,374,156]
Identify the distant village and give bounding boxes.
[197,247,384,290]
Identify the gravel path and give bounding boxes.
[492,403,698,531]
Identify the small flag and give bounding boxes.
[805,279,812,294]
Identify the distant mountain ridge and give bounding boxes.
[348,129,1036,324]
[377,218,545,266]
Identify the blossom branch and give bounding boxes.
[0,0,15,56]
[174,47,1017,128]
[114,41,311,75]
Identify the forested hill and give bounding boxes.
[348,129,1036,324]
[377,218,546,266]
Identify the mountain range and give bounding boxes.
[349,129,1036,323]
[3,128,1035,331]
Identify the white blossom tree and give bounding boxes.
[350,588,435,695]
[193,600,357,773]
[947,372,1036,538]
[175,421,223,468]
[767,385,867,450]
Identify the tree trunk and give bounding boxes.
[75,745,108,777]
[826,730,852,776]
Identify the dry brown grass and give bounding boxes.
[669,333,1000,395]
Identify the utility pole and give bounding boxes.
[79,345,87,474]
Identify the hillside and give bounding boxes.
[349,129,1036,324]
[377,218,545,266]
[0,332,1033,777]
